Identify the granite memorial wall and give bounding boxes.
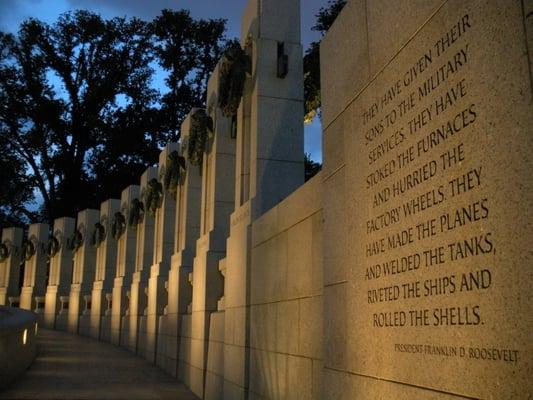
[321,0,532,398]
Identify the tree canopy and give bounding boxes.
[0,10,226,228]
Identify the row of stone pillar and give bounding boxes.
[0,99,237,379]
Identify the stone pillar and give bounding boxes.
[0,228,23,306]
[19,223,49,322]
[89,199,120,340]
[111,185,140,345]
[43,217,75,329]
[67,209,100,334]
[141,143,179,363]
[186,65,237,397]
[123,167,157,353]
[223,0,304,397]
[157,113,204,376]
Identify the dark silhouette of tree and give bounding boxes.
[304,153,322,182]
[0,134,36,227]
[0,10,227,229]
[304,0,347,123]
[151,9,226,142]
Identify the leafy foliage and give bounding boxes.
[151,10,226,141]
[128,198,144,227]
[164,150,186,197]
[304,153,322,182]
[111,212,126,240]
[188,109,213,167]
[217,40,249,117]
[143,178,163,216]
[0,10,227,229]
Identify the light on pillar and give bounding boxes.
[22,328,28,345]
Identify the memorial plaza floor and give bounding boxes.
[0,328,199,400]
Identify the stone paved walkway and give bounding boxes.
[0,328,199,400]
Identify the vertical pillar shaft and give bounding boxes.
[43,217,75,329]
[0,228,23,306]
[111,185,140,345]
[19,223,49,324]
[143,143,179,363]
[89,199,120,340]
[67,209,99,334]
[223,0,304,397]
[188,66,237,398]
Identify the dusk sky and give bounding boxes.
[0,0,329,161]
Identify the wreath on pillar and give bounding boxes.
[68,229,83,253]
[164,150,186,197]
[188,109,214,167]
[218,41,250,117]
[92,223,106,248]
[47,236,60,258]
[128,198,144,227]
[111,212,126,240]
[22,240,36,261]
[0,243,10,262]
[144,178,163,216]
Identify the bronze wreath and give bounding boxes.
[47,236,60,258]
[0,243,10,262]
[68,230,83,253]
[217,41,250,117]
[111,212,126,240]
[188,109,214,167]
[92,223,106,248]
[164,150,186,196]
[128,198,144,227]
[144,178,163,216]
[22,240,36,261]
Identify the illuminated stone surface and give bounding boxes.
[183,67,237,398]
[110,185,140,346]
[19,223,49,317]
[157,115,202,380]
[43,217,75,329]
[123,167,157,354]
[142,143,179,363]
[67,209,99,335]
[321,0,533,398]
[89,199,120,341]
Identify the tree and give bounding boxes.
[304,0,347,123]
[0,134,36,227]
[304,153,321,182]
[0,10,227,229]
[151,9,226,142]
